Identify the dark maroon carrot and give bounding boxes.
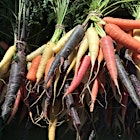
[45,25,85,86]
[1,46,26,121]
[115,54,140,109]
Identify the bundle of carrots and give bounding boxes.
[1,0,140,140]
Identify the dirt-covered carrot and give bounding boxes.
[26,55,42,82]
[45,25,85,86]
[115,54,140,109]
[63,54,91,98]
[0,44,16,68]
[103,16,140,31]
[104,23,140,53]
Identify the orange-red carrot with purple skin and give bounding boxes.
[104,23,140,53]
[63,55,91,98]
[26,55,42,82]
[103,16,140,31]
[99,35,119,89]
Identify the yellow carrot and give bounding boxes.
[86,25,100,82]
[26,44,46,61]
[53,27,75,53]
[0,45,16,68]
[75,33,89,74]
[36,41,55,85]
[48,100,60,140]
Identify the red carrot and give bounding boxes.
[103,16,140,31]
[63,55,91,97]
[104,23,140,53]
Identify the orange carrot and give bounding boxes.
[26,55,42,82]
[103,16,140,31]
[90,78,99,112]
[104,23,140,53]
[44,57,55,89]
[63,55,91,98]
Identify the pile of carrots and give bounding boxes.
[1,1,140,140]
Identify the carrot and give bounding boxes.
[53,27,75,53]
[103,16,140,31]
[6,87,22,125]
[26,55,42,82]
[90,78,99,112]
[86,25,100,81]
[48,100,61,140]
[99,35,119,92]
[0,59,11,79]
[36,41,54,85]
[126,60,140,98]
[26,44,46,61]
[1,48,26,121]
[63,55,91,97]
[45,25,85,86]
[64,82,81,126]
[115,54,140,109]
[0,44,16,68]
[44,57,55,89]
[104,23,140,53]
[57,57,76,97]
[75,34,89,74]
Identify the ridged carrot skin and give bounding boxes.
[104,23,140,53]
[99,35,118,88]
[103,16,140,31]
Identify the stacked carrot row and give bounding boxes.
[1,3,140,140]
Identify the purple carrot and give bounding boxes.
[45,25,85,86]
[1,45,26,121]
